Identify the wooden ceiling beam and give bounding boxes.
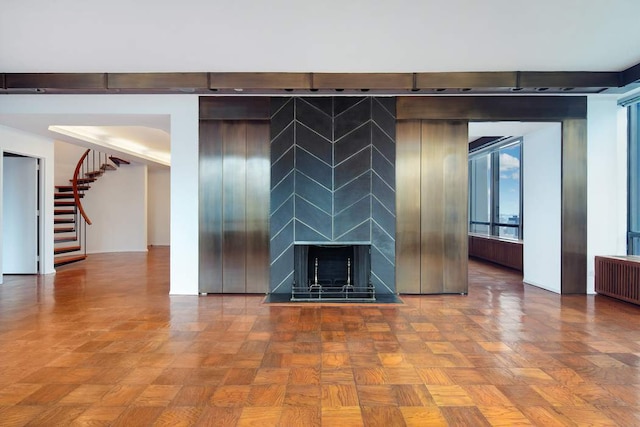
[518,72,620,90]
[312,73,413,90]
[621,62,640,86]
[415,72,517,89]
[4,73,106,90]
[0,70,637,94]
[210,72,311,90]
[107,72,208,90]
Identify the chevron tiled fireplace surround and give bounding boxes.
[269,97,396,296]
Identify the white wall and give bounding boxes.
[0,95,199,295]
[0,125,56,282]
[54,140,86,185]
[523,124,562,293]
[84,163,148,253]
[148,168,170,246]
[587,97,627,294]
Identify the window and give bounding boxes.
[469,138,522,239]
[628,103,640,254]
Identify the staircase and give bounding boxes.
[54,150,130,267]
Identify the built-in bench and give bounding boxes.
[468,233,523,271]
[595,255,640,306]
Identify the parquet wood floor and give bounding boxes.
[1,247,639,426]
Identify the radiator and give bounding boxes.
[595,256,640,305]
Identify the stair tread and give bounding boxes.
[54,227,75,233]
[55,185,90,191]
[69,178,96,184]
[54,245,81,254]
[109,156,130,165]
[54,218,75,224]
[85,171,103,177]
[101,163,117,171]
[54,209,76,215]
[55,201,76,206]
[55,193,84,199]
[55,237,77,243]
[54,254,86,267]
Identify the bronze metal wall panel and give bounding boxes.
[441,121,469,293]
[398,96,587,294]
[420,122,445,293]
[395,121,422,293]
[245,122,271,293]
[199,121,224,293]
[397,96,587,121]
[561,119,588,294]
[222,122,248,293]
[200,97,271,120]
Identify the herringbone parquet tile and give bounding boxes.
[0,247,639,425]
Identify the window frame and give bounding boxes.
[469,137,523,240]
[628,103,640,254]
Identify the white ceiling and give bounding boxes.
[1,1,638,163]
[1,0,639,73]
[0,114,170,168]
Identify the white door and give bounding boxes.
[2,156,38,274]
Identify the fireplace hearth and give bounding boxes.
[292,244,375,301]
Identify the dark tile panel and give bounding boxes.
[371,123,395,165]
[301,97,333,116]
[295,197,332,239]
[370,247,395,293]
[375,97,396,117]
[372,197,396,239]
[334,172,371,213]
[372,173,395,214]
[334,98,371,140]
[371,98,396,140]
[295,219,331,242]
[334,97,366,116]
[296,122,332,164]
[296,99,332,140]
[270,244,294,293]
[372,147,395,188]
[295,173,332,214]
[295,147,332,189]
[334,147,371,190]
[336,220,371,242]
[270,220,294,262]
[372,221,395,262]
[334,196,371,238]
[271,98,295,139]
[335,122,371,165]
[271,146,294,187]
[270,97,293,117]
[270,195,294,237]
[270,170,294,212]
[271,123,295,164]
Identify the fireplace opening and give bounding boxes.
[292,244,375,301]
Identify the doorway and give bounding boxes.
[2,153,40,274]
